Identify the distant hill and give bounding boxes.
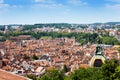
[92,23,102,25]
[92,22,120,25]
[105,22,120,25]
[22,23,88,30]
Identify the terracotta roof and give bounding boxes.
[80,64,89,68]
[0,69,29,80]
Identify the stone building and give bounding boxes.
[89,46,106,67]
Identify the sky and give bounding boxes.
[0,0,120,25]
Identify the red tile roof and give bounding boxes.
[0,69,29,80]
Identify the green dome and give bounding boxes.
[89,46,106,67]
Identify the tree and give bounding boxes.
[40,69,64,80]
[101,59,119,80]
[70,68,102,80]
[32,54,39,60]
[117,46,120,53]
[61,65,69,73]
[113,66,120,80]
[27,74,39,80]
[101,36,119,45]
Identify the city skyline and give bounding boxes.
[0,0,120,25]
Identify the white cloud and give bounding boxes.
[0,0,3,4]
[0,4,9,8]
[0,4,9,14]
[105,0,120,11]
[0,0,9,9]
[33,3,64,9]
[35,0,45,2]
[106,4,120,9]
[0,0,22,9]
[0,0,8,13]
[68,0,87,6]
[33,0,64,9]
[0,0,22,13]
[12,5,23,8]
[105,0,120,9]
[34,0,54,3]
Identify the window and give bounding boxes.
[94,59,103,67]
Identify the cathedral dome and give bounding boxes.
[89,46,106,67]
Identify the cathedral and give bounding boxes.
[89,46,106,67]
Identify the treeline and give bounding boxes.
[23,23,87,30]
[32,32,99,45]
[0,31,119,45]
[23,24,71,30]
[27,59,120,80]
[0,26,5,30]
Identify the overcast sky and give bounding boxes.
[0,0,120,25]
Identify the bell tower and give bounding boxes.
[4,26,8,34]
[89,46,106,67]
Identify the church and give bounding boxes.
[89,46,106,67]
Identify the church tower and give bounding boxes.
[89,46,106,67]
[4,26,8,34]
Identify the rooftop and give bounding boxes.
[0,69,29,80]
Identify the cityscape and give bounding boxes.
[0,0,120,80]
[0,23,120,80]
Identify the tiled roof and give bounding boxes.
[0,69,29,80]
